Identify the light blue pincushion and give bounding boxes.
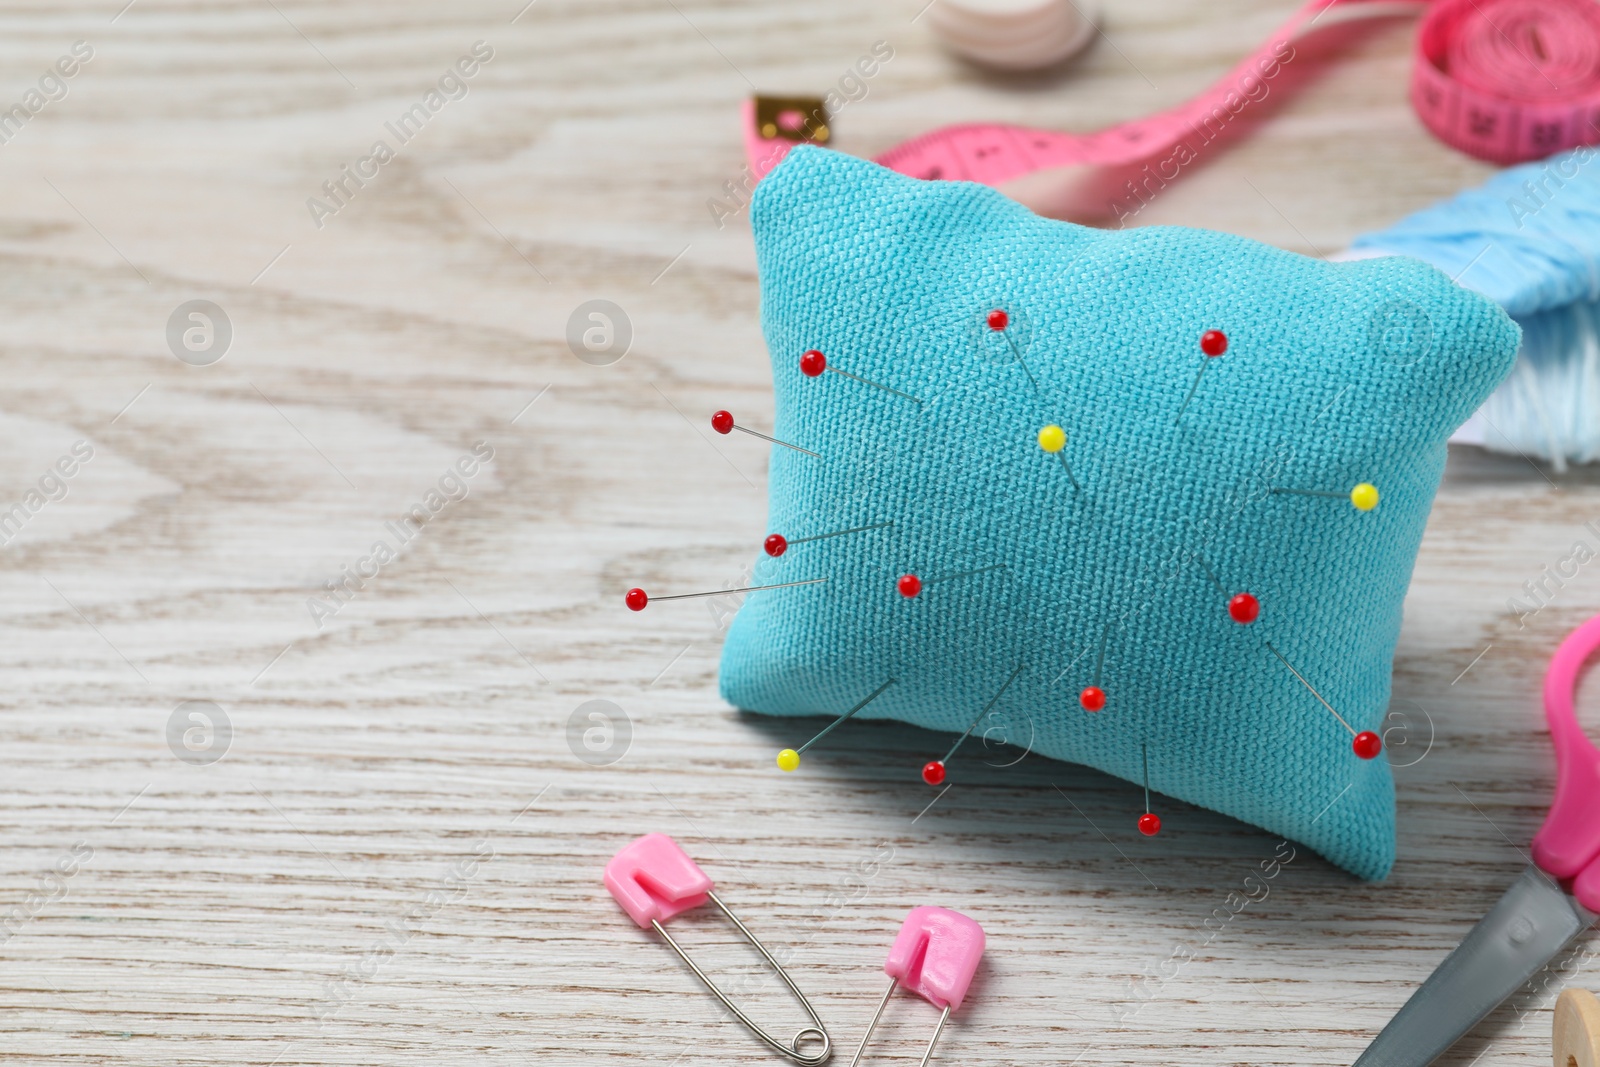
[720,146,1519,881]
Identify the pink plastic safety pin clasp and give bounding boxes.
[850,906,985,1067]
[886,905,986,1011]
[603,834,833,1065]
[603,832,713,928]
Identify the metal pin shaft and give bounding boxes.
[1175,359,1209,424]
[924,563,1007,589]
[650,577,828,602]
[1269,487,1344,499]
[731,423,821,458]
[789,521,894,546]
[826,365,924,404]
[1265,641,1356,736]
[940,663,1024,766]
[795,678,897,755]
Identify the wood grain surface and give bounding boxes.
[0,1,1594,1065]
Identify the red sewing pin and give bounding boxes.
[1195,555,1260,625]
[1080,624,1109,712]
[765,521,894,558]
[986,308,1038,387]
[711,410,820,457]
[1265,641,1382,759]
[1229,593,1260,624]
[1139,741,1161,835]
[1175,328,1227,425]
[799,350,923,404]
[922,663,1023,786]
[626,577,827,611]
[897,564,1005,599]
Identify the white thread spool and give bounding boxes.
[925,0,1098,72]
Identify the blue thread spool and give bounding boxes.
[1350,147,1600,470]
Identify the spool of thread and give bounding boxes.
[924,0,1097,73]
[1554,988,1600,1067]
[1347,146,1600,470]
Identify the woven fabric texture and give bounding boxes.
[719,146,1520,881]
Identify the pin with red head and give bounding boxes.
[921,664,1023,786]
[626,577,828,611]
[985,308,1039,388]
[764,521,894,558]
[799,350,923,404]
[604,834,832,1063]
[851,906,985,1066]
[1193,556,1259,625]
[1080,624,1110,712]
[1175,328,1228,425]
[1264,641,1383,759]
[1229,593,1260,624]
[1138,741,1161,835]
[896,564,1005,600]
[710,410,819,457]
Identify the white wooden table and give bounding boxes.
[0,1,1592,1064]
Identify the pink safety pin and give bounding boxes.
[1353,614,1600,1067]
[850,906,985,1067]
[604,833,833,1065]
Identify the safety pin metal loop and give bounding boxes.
[847,978,950,1067]
[651,890,833,1065]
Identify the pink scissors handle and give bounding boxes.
[1532,614,1600,912]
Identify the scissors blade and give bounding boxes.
[1352,864,1594,1067]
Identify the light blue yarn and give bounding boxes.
[720,146,1519,882]
[1352,148,1600,468]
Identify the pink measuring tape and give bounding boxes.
[1413,0,1600,164]
[744,0,1600,191]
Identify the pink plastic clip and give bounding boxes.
[885,905,986,1010]
[850,906,986,1066]
[602,834,833,1065]
[603,833,712,929]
